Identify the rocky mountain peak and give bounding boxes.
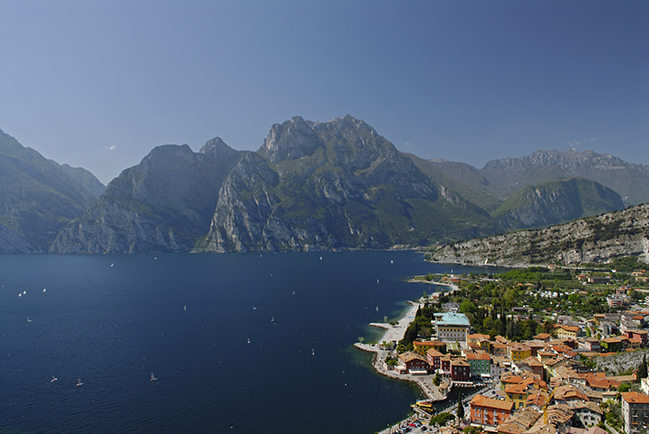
[258,115,324,163]
[199,136,240,162]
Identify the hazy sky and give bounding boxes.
[1,0,647,185]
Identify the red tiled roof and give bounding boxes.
[470,394,514,411]
[622,392,649,404]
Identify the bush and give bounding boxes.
[429,412,455,426]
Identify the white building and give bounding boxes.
[434,312,471,343]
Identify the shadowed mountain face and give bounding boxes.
[50,138,242,253]
[0,129,102,253]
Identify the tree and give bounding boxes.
[457,392,465,420]
[618,383,631,393]
[639,355,648,380]
[433,372,442,386]
[430,412,455,427]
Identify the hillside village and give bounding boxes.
[364,263,649,434]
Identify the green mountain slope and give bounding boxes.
[492,178,625,230]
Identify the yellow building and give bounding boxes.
[504,383,529,409]
[508,343,531,363]
[554,324,581,339]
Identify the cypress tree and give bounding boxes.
[638,355,648,379]
[457,393,465,419]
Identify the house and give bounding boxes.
[465,351,491,378]
[413,340,446,355]
[588,276,611,284]
[492,342,508,357]
[621,391,649,434]
[515,356,544,380]
[451,358,471,382]
[525,392,548,411]
[624,330,648,347]
[426,348,444,372]
[545,404,577,432]
[466,333,492,352]
[570,402,603,428]
[501,372,546,409]
[534,333,552,342]
[397,351,430,375]
[600,337,623,353]
[608,295,629,308]
[491,358,509,382]
[555,324,582,339]
[527,341,546,357]
[508,343,531,363]
[440,354,452,377]
[578,337,601,352]
[469,394,514,427]
[496,407,541,434]
[504,383,530,409]
[553,384,591,405]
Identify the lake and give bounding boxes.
[0,251,499,434]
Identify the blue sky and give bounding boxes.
[1,0,647,185]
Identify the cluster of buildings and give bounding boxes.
[389,309,649,433]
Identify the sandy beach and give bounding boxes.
[370,301,421,344]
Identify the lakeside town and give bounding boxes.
[356,260,649,434]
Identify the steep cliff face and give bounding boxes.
[492,178,625,230]
[429,203,649,267]
[50,139,241,253]
[200,115,500,252]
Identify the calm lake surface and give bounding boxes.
[0,251,500,434]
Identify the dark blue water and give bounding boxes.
[0,251,500,434]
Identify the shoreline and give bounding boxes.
[354,300,451,431]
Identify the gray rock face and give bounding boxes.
[258,116,324,163]
[200,115,492,253]
[430,203,649,267]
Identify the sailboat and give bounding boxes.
[50,375,57,383]
[150,372,157,381]
[76,378,83,386]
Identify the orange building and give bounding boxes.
[469,394,513,426]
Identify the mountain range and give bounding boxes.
[1,116,645,256]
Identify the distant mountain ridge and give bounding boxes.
[413,148,649,208]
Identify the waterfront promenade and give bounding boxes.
[354,301,451,433]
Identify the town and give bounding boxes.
[358,260,649,434]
